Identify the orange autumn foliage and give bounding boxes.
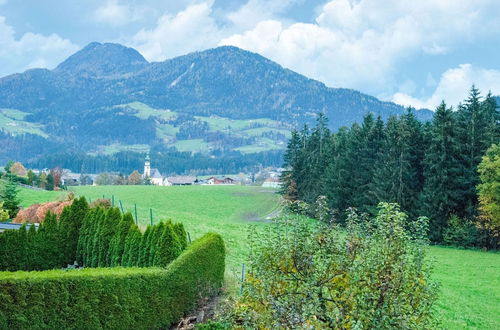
[13,200,73,224]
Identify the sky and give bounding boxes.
[1,0,499,109]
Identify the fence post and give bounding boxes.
[187,232,192,243]
[112,195,115,207]
[119,200,124,213]
[150,208,153,226]
[134,204,138,224]
[240,263,245,295]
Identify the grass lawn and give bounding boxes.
[17,188,65,207]
[16,185,500,329]
[430,246,499,329]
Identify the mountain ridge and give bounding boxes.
[0,42,434,166]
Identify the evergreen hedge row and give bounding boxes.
[0,232,225,330]
[0,197,189,271]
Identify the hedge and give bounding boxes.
[0,232,225,330]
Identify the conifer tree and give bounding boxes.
[420,102,461,241]
[76,208,97,265]
[455,86,492,218]
[148,223,165,266]
[0,178,20,218]
[96,207,121,267]
[281,130,302,201]
[371,112,423,215]
[46,173,55,191]
[121,224,142,266]
[88,207,106,267]
[138,226,152,267]
[173,222,188,250]
[325,126,356,216]
[26,224,37,270]
[37,212,63,269]
[59,198,89,265]
[350,114,386,212]
[109,212,134,266]
[153,223,181,267]
[481,92,500,148]
[17,224,29,270]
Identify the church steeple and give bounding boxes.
[144,152,151,177]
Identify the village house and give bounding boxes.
[205,176,237,185]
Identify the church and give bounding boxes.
[143,153,171,186]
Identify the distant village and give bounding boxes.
[0,154,282,190]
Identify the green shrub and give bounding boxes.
[443,215,479,247]
[0,233,225,330]
[225,203,438,329]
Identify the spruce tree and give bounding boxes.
[325,126,357,216]
[455,86,492,218]
[46,173,55,191]
[371,112,423,215]
[420,102,461,241]
[281,130,302,201]
[0,178,20,218]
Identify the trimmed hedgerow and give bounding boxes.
[0,232,225,330]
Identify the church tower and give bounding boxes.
[144,152,151,177]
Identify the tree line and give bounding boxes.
[281,87,499,248]
[0,197,188,271]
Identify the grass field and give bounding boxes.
[0,108,48,137]
[17,188,64,207]
[16,185,500,329]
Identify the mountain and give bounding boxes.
[0,42,433,169]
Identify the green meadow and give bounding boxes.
[16,185,500,329]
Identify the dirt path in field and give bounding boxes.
[243,205,283,222]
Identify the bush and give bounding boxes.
[443,215,478,248]
[0,233,225,330]
[224,203,438,329]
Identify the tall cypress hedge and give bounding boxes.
[1,199,188,271]
[0,233,225,329]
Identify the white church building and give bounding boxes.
[142,153,197,186]
[143,153,171,186]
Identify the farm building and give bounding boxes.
[205,176,237,185]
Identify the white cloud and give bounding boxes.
[220,0,500,94]
[227,0,298,30]
[0,16,79,76]
[130,1,222,62]
[393,64,500,109]
[94,0,139,26]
